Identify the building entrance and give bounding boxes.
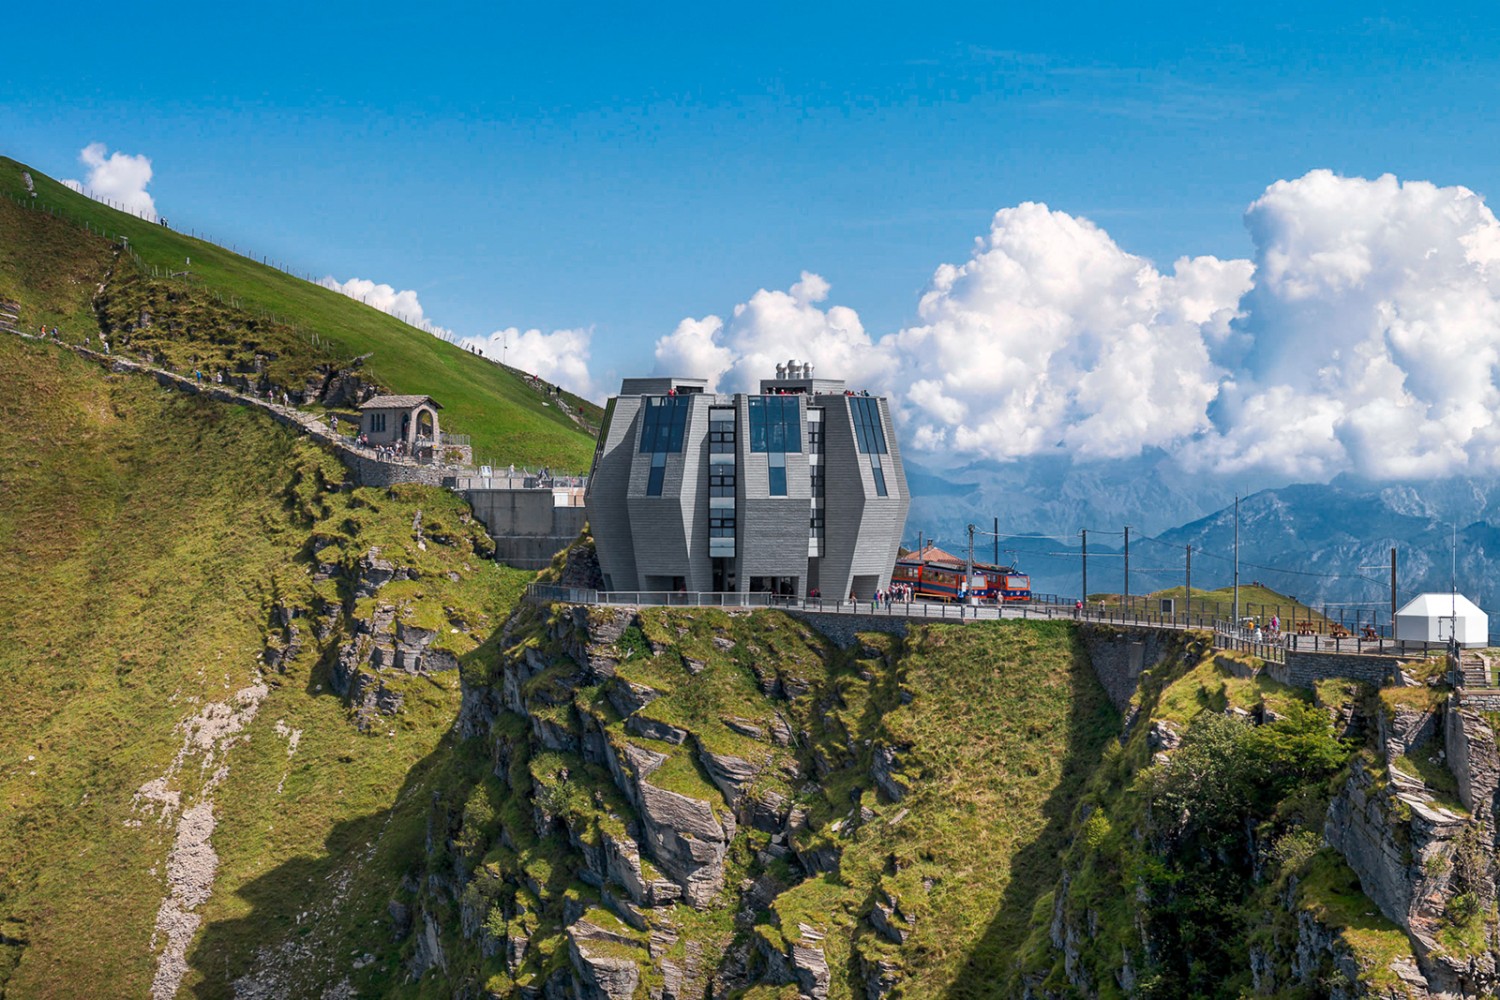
[749,575,799,598]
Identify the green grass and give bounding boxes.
[0,155,600,471]
[1135,583,1328,626]
[0,332,531,996]
[1296,849,1419,995]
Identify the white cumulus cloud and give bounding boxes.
[653,271,893,394]
[649,172,1500,485]
[652,214,1252,468]
[318,276,456,341]
[461,328,595,398]
[1187,170,1500,480]
[886,204,1253,462]
[62,142,157,221]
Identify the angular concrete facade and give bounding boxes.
[586,366,909,599]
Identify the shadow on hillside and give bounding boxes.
[185,729,478,1000]
[939,630,1120,1000]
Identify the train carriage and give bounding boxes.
[893,545,1031,603]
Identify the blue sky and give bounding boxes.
[10,2,1500,485]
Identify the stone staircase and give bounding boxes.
[1459,649,1492,688]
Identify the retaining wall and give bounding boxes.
[785,612,908,649]
[1078,623,1194,712]
[1267,650,1404,690]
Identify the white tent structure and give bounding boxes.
[1395,593,1490,648]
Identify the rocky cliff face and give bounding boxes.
[388,602,1117,998]
[1021,639,1500,1000]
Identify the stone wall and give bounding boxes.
[785,612,908,649]
[1267,650,1403,690]
[1456,691,1500,713]
[1078,624,1185,712]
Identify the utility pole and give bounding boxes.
[993,516,999,567]
[966,523,976,606]
[1081,529,1088,607]
[1123,526,1131,612]
[1390,547,1398,642]
[1233,494,1240,627]
[1185,544,1192,622]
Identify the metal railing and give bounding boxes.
[527,584,1234,629]
[517,586,1452,664]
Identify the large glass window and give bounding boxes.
[709,512,736,538]
[809,511,825,537]
[850,397,888,454]
[810,468,824,497]
[639,396,690,453]
[747,397,801,453]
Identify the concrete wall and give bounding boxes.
[463,489,585,570]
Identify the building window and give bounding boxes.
[850,397,888,454]
[647,451,667,496]
[810,468,824,497]
[747,397,801,453]
[709,409,735,454]
[709,464,735,497]
[808,410,824,452]
[710,512,736,538]
[869,452,888,497]
[370,413,387,433]
[768,451,787,496]
[809,511,824,537]
[639,396,690,453]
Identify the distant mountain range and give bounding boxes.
[906,459,1500,632]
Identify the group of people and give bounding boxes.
[1244,615,1281,643]
[871,584,914,608]
[368,438,408,461]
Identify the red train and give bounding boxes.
[892,545,1032,603]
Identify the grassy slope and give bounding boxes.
[0,154,599,471]
[1092,582,1326,626]
[0,331,529,996]
[786,619,1121,995]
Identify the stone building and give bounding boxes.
[585,362,909,599]
[359,394,442,449]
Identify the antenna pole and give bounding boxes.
[993,516,999,567]
[1123,525,1131,612]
